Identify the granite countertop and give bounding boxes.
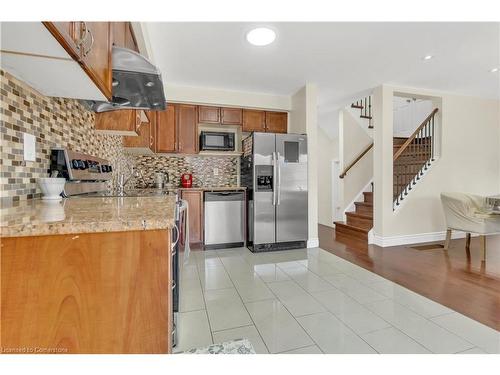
[0,196,177,238]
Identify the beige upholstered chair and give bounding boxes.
[440,192,500,261]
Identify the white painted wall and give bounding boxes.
[317,128,338,227]
[339,109,373,215]
[291,84,319,247]
[373,85,500,245]
[393,97,433,137]
[165,84,291,111]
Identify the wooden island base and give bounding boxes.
[1,229,172,354]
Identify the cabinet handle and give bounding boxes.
[75,22,88,49]
[135,113,142,132]
[150,134,154,147]
[83,28,94,57]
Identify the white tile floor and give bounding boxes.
[174,246,500,354]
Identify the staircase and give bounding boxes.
[334,106,439,245]
[334,189,373,243]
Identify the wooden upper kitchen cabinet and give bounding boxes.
[242,109,266,132]
[111,22,139,52]
[265,111,288,133]
[177,104,198,154]
[221,107,243,125]
[95,109,140,136]
[123,111,155,153]
[1,230,172,353]
[156,104,177,153]
[181,190,204,244]
[79,22,113,99]
[198,106,220,124]
[43,21,113,100]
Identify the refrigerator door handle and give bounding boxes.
[277,151,281,205]
[272,151,277,206]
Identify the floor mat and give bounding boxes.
[183,338,256,354]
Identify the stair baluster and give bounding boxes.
[393,108,439,209]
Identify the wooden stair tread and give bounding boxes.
[345,212,373,220]
[334,221,370,233]
[354,201,373,207]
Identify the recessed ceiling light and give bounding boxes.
[490,67,499,73]
[246,27,276,46]
[422,55,434,61]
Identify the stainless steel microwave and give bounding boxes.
[200,131,235,151]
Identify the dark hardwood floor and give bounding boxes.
[318,224,500,331]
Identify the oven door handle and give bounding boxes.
[171,224,179,252]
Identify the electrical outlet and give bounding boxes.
[213,168,219,176]
[23,133,36,161]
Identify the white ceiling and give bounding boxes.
[146,22,500,111]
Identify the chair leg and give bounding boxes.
[465,233,471,250]
[444,229,452,250]
[479,236,486,262]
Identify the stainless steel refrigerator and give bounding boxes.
[241,132,308,252]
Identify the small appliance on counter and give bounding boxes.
[154,172,170,189]
[181,173,193,188]
[200,131,235,151]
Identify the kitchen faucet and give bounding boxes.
[117,166,145,195]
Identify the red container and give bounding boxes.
[181,173,193,188]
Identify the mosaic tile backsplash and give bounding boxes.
[131,154,238,188]
[0,70,238,206]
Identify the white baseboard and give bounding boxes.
[370,230,471,247]
[307,238,319,248]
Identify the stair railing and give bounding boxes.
[339,142,374,179]
[351,96,373,128]
[393,108,439,207]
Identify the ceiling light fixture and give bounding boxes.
[422,55,434,61]
[490,67,499,73]
[246,27,276,46]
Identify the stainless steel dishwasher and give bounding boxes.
[204,191,245,249]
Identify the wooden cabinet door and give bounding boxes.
[111,22,127,48]
[123,111,152,149]
[198,106,220,124]
[265,111,288,133]
[221,107,243,125]
[181,190,203,244]
[242,109,266,132]
[156,105,177,153]
[80,22,112,99]
[124,23,139,52]
[112,22,139,53]
[177,104,198,154]
[95,109,139,135]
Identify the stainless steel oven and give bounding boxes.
[200,131,235,151]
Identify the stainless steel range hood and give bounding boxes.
[85,47,166,112]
